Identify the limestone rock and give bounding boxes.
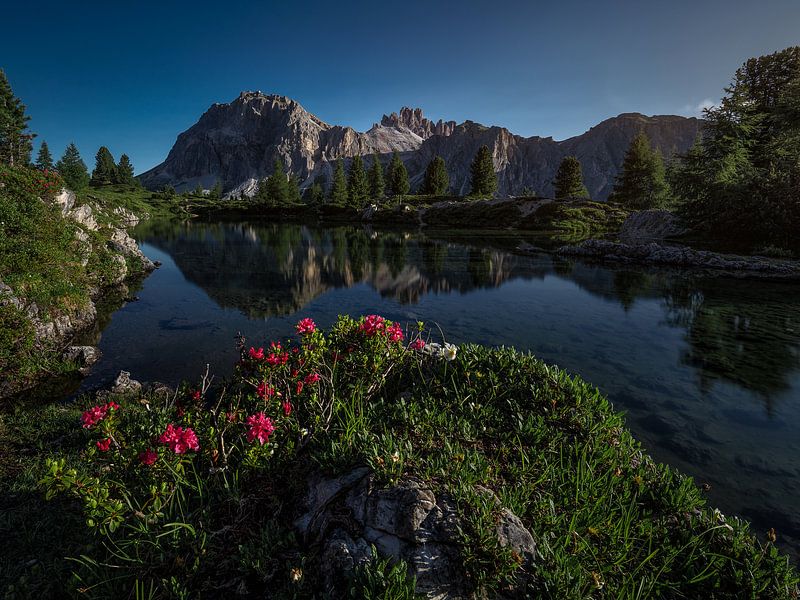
[296,469,537,599]
[62,345,101,375]
[53,189,76,216]
[68,204,98,231]
[110,370,142,396]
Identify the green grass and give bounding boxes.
[520,200,629,242]
[2,316,796,598]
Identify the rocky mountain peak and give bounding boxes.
[380,107,456,139]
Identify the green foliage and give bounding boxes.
[55,143,90,191]
[421,155,450,196]
[91,146,117,186]
[469,145,497,197]
[553,155,589,199]
[347,154,369,207]
[387,151,410,197]
[115,154,135,186]
[368,152,385,200]
[330,158,349,205]
[287,172,302,204]
[346,549,422,599]
[0,68,34,166]
[522,200,629,242]
[673,46,800,247]
[208,180,223,201]
[35,141,53,170]
[304,175,325,204]
[608,131,671,209]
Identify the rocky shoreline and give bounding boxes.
[0,190,156,400]
[556,239,800,279]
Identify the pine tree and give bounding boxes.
[0,69,34,166]
[115,154,135,185]
[194,183,205,197]
[368,152,385,200]
[421,155,450,196]
[287,173,302,204]
[347,155,369,207]
[305,175,326,204]
[553,156,589,199]
[35,141,53,170]
[387,151,410,197]
[91,146,117,186]
[329,158,348,205]
[469,145,497,197]
[265,158,288,205]
[608,131,670,209]
[55,143,90,190]
[209,181,223,200]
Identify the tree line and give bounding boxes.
[1,68,138,190]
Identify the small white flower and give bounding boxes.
[442,343,457,361]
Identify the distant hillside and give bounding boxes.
[139,92,701,200]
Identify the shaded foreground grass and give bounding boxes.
[1,316,797,598]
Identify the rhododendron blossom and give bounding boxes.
[249,347,265,360]
[96,438,112,452]
[304,373,320,385]
[410,338,425,351]
[191,390,201,402]
[81,405,108,429]
[246,412,275,445]
[257,382,274,399]
[386,322,404,342]
[295,318,316,335]
[360,314,386,336]
[159,423,200,454]
[282,400,292,416]
[296,380,304,395]
[139,448,158,466]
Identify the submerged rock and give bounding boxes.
[62,345,101,376]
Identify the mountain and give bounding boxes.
[138,92,702,199]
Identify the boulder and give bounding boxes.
[296,469,536,599]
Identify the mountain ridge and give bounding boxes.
[138,92,702,200]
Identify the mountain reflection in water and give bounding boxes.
[83,219,800,561]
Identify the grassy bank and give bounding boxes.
[0,168,154,398]
[1,315,796,598]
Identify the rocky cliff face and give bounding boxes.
[139,92,702,200]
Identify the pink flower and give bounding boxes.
[386,322,404,342]
[282,400,292,416]
[159,423,200,454]
[257,381,274,400]
[296,380,304,395]
[191,390,201,402]
[304,373,320,385]
[267,351,289,366]
[81,405,108,429]
[226,411,238,422]
[96,438,112,452]
[410,338,425,351]
[139,448,158,466]
[249,347,265,360]
[246,412,275,445]
[106,400,121,412]
[359,314,386,337]
[295,318,316,335]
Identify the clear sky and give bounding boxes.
[3,0,799,173]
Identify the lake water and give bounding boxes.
[77,219,800,559]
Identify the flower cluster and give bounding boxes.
[246,412,275,445]
[295,317,316,335]
[138,448,159,465]
[81,400,120,429]
[158,424,200,454]
[360,314,386,336]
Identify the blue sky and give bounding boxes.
[3,0,799,173]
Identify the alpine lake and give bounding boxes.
[65,218,800,561]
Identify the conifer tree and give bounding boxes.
[115,154,135,185]
[305,175,325,204]
[347,155,369,207]
[194,183,205,197]
[421,155,450,196]
[287,173,302,204]
[609,131,670,209]
[387,151,410,197]
[35,141,53,170]
[55,143,90,190]
[368,152,385,200]
[91,146,117,186]
[553,156,589,199]
[265,158,289,205]
[209,181,223,200]
[329,158,348,205]
[0,69,34,166]
[469,145,497,197]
